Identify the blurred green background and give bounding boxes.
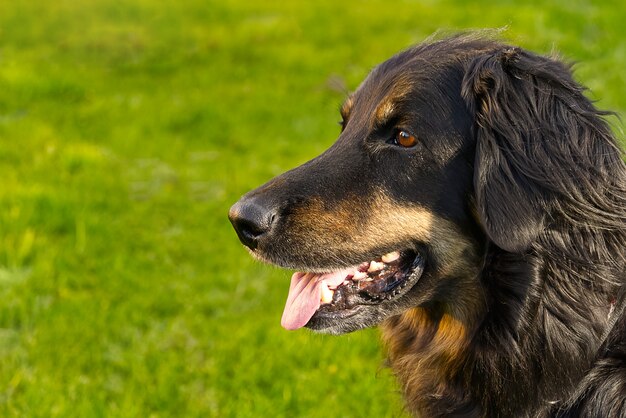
[0,0,625,417]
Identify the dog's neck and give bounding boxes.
[381,304,478,416]
[381,244,621,417]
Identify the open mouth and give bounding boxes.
[281,250,425,330]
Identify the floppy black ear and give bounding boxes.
[461,47,599,252]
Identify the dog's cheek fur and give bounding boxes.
[278,192,481,271]
[274,193,435,269]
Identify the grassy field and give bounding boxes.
[0,0,625,416]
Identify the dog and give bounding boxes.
[228,34,626,417]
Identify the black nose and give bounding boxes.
[228,197,277,249]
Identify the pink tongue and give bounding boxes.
[281,268,354,330]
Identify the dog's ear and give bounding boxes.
[461,47,591,252]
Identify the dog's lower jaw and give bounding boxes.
[305,307,378,335]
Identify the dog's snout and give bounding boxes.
[228,197,277,249]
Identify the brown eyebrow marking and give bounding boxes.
[374,75,415,128]
[375,97,396,127]
[341,74,415,132]
[340,94,355,122]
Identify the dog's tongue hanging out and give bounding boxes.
[281,269,353,330]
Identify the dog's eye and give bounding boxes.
[394,130,417,148]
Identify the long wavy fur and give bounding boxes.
[454,37,626,417]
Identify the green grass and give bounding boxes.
[0,0,625,416]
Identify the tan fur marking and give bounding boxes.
[285,191,479,274]
[375,99,395,124]
[371,76,415,128]
[340,95,354,121]
[382,307,473,414]
[288,193,434,261]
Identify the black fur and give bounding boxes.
[229,34,626,417]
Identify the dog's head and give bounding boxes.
[229,35,614,334]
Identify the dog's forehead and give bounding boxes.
[342,40,487,124]
[342,68,418,128]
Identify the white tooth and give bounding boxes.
[353,271,369,281]
[368,261,385,272]
[382,251,400,263]
[321,282,334,304]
